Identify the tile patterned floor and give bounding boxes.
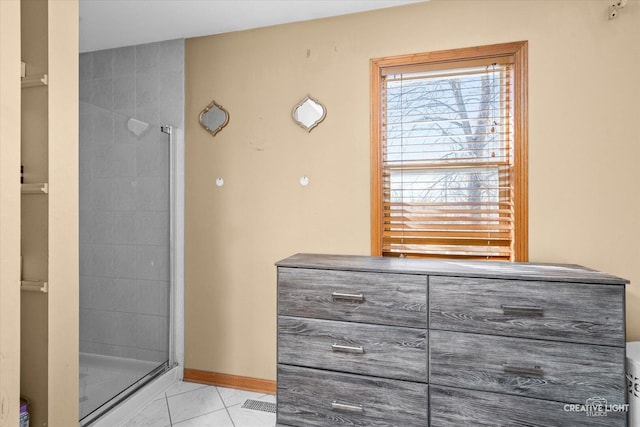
[122,381,276,427]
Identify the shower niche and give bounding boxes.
[20,0,80,426]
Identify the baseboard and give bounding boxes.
[183,368,276,394]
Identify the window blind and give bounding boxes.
[381,60,515,260]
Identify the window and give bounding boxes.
[370,42,528,261]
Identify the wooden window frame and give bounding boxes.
[370,41,528,261]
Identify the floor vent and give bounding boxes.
[241,399,276,414]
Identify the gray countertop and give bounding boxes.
[276,253,629,285]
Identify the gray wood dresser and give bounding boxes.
[276,253,630,426]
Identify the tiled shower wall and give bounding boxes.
[79,39,184,363]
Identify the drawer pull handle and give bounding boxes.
[331,292,364,303]
[331,344,364,354]
[331,401,364,413]
[501,304,544,317]
[503,364,544,377]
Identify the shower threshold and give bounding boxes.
[79,353,170,426]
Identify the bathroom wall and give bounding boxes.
[185,0,640,382]
[79,39,184,362]
[48,1,80,423]
[0,1,22,424]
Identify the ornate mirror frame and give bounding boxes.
[291,95,326,132]
[199,100,230,137]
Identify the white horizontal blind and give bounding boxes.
[382,60,515,260]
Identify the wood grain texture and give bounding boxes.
[429,276,625,346]
[369,41,528,262]
[277,365,428,427]
[512,40,528,262]
[276,255,628,426]
[430,330,625,404]
[370,41,528,70]
[183,369,276,394]
[430,385,626,427]
[278,267,427,328]
[278,316,427,382]
[370,55,383,257]
[275,253,629,285]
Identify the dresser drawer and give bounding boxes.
[429,276,624,346]
[278,316,427,382]
[277,364,428,427]
[430,330,625,404]
[430,385,626,427]
[278,267,427,328]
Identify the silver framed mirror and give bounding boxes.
[199,100,229,137]
[292,95,326,132]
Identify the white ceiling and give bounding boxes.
[80,0,427,53]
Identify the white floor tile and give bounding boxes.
[217,386,267,408]
[153,392,167,401]
[254,394,276,404]
[227,404,276,427]
[167,385,225,424]
[171,409,234,427]
[164,380,207,397]
[122,398,171,427]
[117,381,277,427]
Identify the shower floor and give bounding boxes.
[79,352,163,420]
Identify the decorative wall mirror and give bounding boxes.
[199,100,229,137]
[292,95,326,132]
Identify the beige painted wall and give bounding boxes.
[1,5,79,422]
[47,1,79,425]
[185,0,640,381]
[0,1,22,426]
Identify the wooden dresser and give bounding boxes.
[276,253,630,426]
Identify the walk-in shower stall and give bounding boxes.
[78,39,184,425]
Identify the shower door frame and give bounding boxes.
[166,124,182,371]
[80,124,184,426]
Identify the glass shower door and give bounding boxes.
[79,51,173,423]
